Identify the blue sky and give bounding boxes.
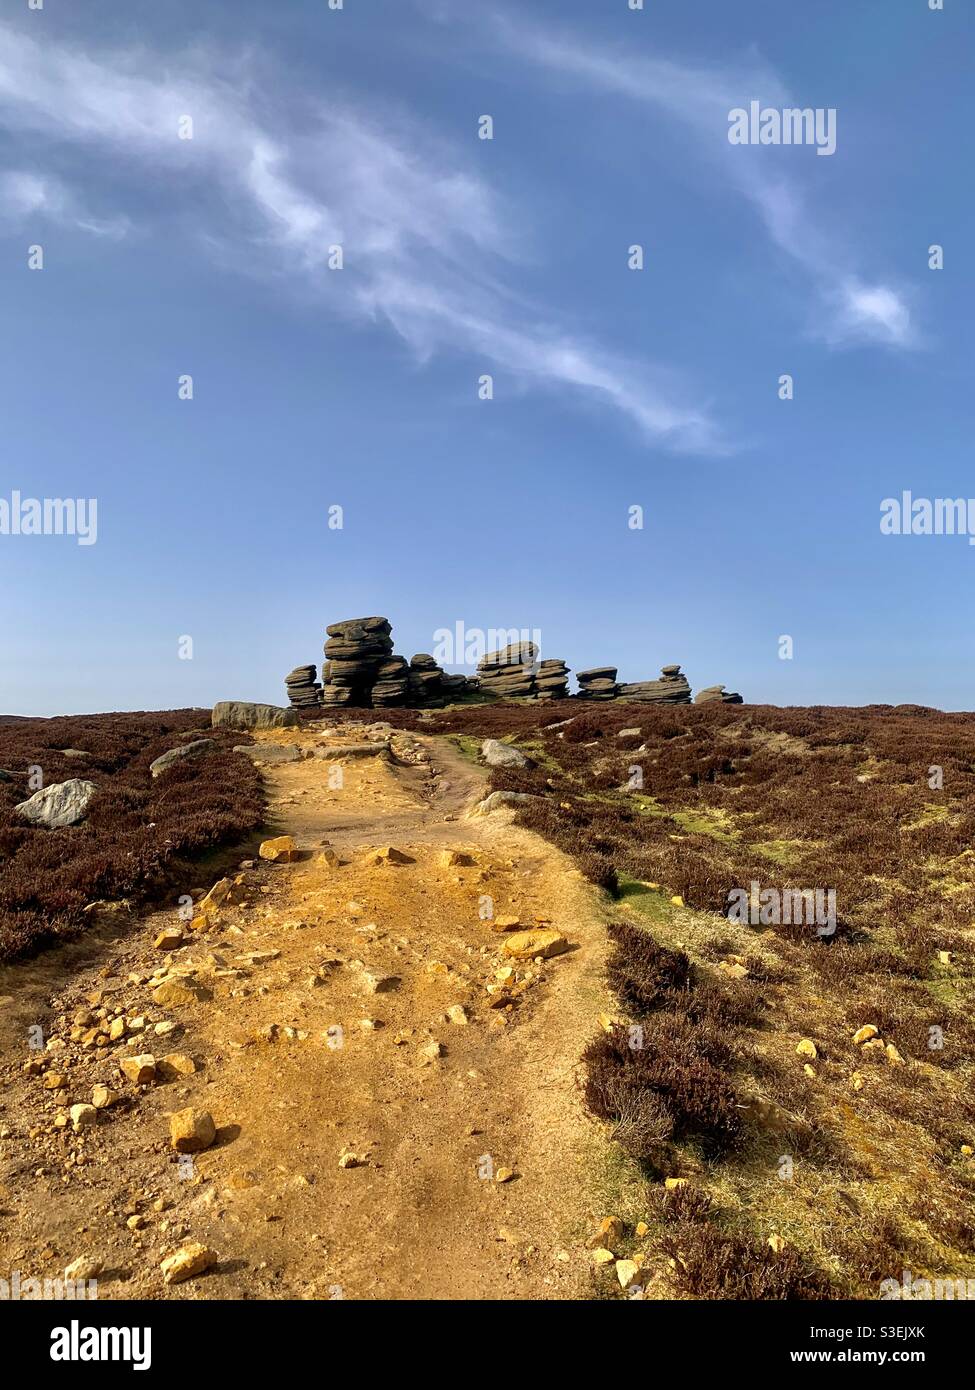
[1,0,972,716]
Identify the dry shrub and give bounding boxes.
[909,1192,975,1256]
[830,1213,917,1287]
[646,1182,714,1225]
[577,853,619,896]
[605,1077,674,1159]
[583,1024,742,1159]
[606,920,691,1013]
[659,1224,835,1300]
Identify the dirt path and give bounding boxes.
[0,723,612,1300]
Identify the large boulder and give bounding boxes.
[481,739,534,770]
[149,739,216,778]
[469,790,538,816]
[211,701,298,730]
[15,779,96,829]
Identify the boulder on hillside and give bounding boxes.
[149,739,216,778]
[15,779,97,829]
[481,739,534,769]
[469,790,538,816]
[211,701,298,730]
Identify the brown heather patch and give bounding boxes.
[0,710,265,961]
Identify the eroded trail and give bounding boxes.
[0,724,609,1300]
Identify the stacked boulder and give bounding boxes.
[477,641,538,699]
[695,684,743,705]
[441,672,471,698]
[319,669,353,708]
[576,667,618,701]
[617,663,692,705]
[284,665,322,710]
[407,654,447,709]
[371,656,410,708]
[533,658,571,700]
[321,617,395,707]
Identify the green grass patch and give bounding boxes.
[920,976,964,1006]
[751,838,809,866]
[630,794,739,844]
[448,734,483,763]
[902,803,952,832]
[616,875,680,927]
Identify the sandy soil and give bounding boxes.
[0,722,612,1300]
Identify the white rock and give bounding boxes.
[15,779,96,829]
[481,739,532,769]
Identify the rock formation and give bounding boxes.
[371,656,410,708]
[441,672,470,697]
[477,642,539,699]
[284,615,743,710]
[212,701,298,730]
[534,658,570,700]
[287,618,474,711]
[576,667,618,700]
[617,664,692,704]
[150,739,215,778]
[407,654,447,708]
[321,617,395,707]
[695,684,744,705]
[481,739,534,768]
[284,665,322,710]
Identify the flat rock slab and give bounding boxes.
[212,701,298,730]
[150,739,216,777]
[312,742,390,760]
[233,744,303,764]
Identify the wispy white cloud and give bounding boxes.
[0,22,728,452]
[0,168,129,238]
[483,10,918,351]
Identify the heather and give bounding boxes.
[0,710,264,961]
